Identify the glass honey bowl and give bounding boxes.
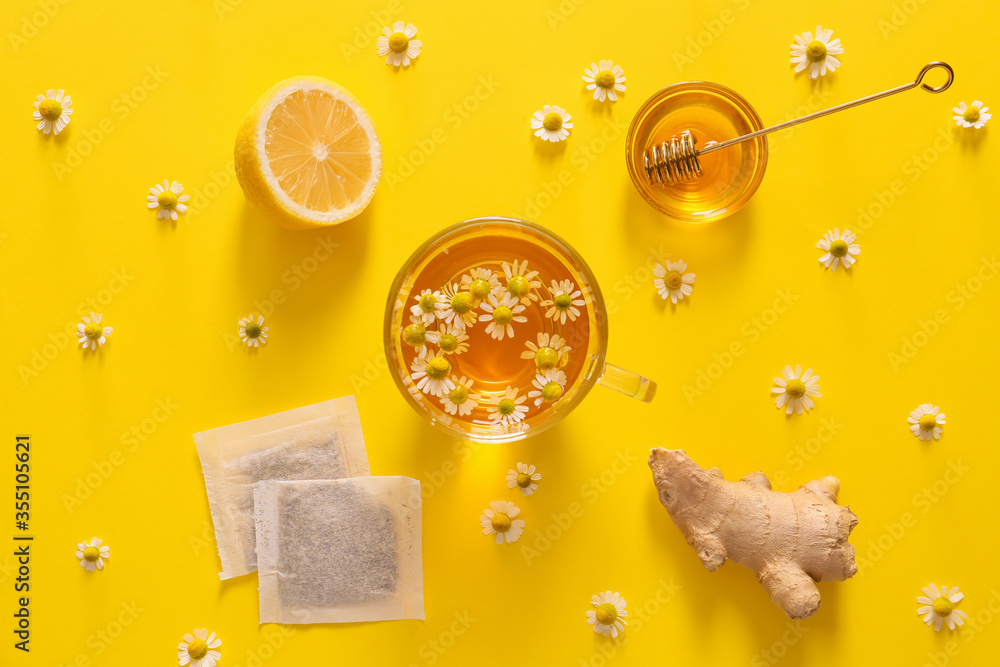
[626,81,768,223]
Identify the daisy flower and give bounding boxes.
[178,628,222,667]
[953,100,991,129]
[440,282,478,329]
[528,368,567,407]
[530,104,573,143]
[790,26,843,79]
[479,292,527,341]
[582,61,626,102]
[77,313,112,350]
[542,279,585,324]
[411,353,455,397]
[521,332,572,370]
[502,259,542,304]
[146,180,189,221]
[487,386,529,425]
[507,462,541,496]
[917,584,967,631]
[410,289,447,326]
[436,321,470,355]
[908,404,946,441]
[440,375,480,416]
[653,260,695,303]
[75,537,109,572]
[376,21,422,67]
[461,267,503,302]
[480,500,525,545]
[587,591,628,638]
[771,365,821,415]
[816,228,860,270]
[238,315,268,348]
[33,88,73,135]
[401,319,441,352]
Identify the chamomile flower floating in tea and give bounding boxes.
[543,279,585,324]
[582,61,626,103]
[790,26,843,79]
[528,368,567,407]
[440,376,480,416]
[917,584,967,631]
[147,180,190,221]
[411,289,447,326]
[521,332,572,370]
[908,404,946,441]
[480,500,525,545]
[461,267,503,302]
[411,354,455,397]
[653,260,695,303]
[507,462,541,496]
[816,228,860,270]
[238,315,268,348]
[376,21,422,67]
[586,591,628,638]
[530,105,573,143]
[401,319,441,353]
[177,628,222,667]
[953,100,991,129]
[487,387,529,426]
[77,313,112,351]
[772,365,821,415]
[436,321,470,355]
[75,537,109,572]
[479,292,528,341]
[32,89,72,135]
[502,259,542,304]
[440,282,478,330]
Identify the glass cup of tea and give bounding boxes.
[384,216,656,442]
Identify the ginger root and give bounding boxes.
[648,448,858,619]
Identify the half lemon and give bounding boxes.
[235,76,382,229]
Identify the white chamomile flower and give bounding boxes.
[479,292,527,341]
[918,584,967,632]
[530,104,573,142]
[461,267,503,302]
[77,313,112,350]
[440,375,479,416]
[502,259,542,304]
[908,404,946,441]
[410,289,447,326]
[377,21,422,67]
[436,321,470,355]
[521,332,571,370]
[542,279,585,324]
[771,365,821,415]
[75,537,109,572]
[790,26,843,79]
[440,282,478,330]
[238,315,268,348]
[582,60,626,102]
[653,260,695,303]
[33,88,73,135]
[507,462,541,496]
[178,628,222,667]
[587,591,628,638]
[480,500,525,545]
[401,317,441,353]
[816,228,860,270]
[953,100,990,129]
[147,180,190,221]
[411,353,455,397]
[487,386,529,425]
[528,368,567,408]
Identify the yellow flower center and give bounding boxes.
[83,546,100,562]
[448,385,469,404]
[451,292,473,314]
[388,32,409,53]
[402,323,426,346]
[38,98,63,121]
[665,271,682,290]
[244,322,262,338]
[963,106,981,123]
[507,276,530,298]
[186,639,209,660]
[83,323,103,340]
[425,356,451,380]
[439,334,459,352]
[157,190,178,209]
[554,293,572,309]
[492,512,511,533]
[785,379,806,398]
[595,70,616,88]
[542,112,563,132]
[470,278,492,300]
[498,397,516,416]
[919,414,938,431]
[493,306,514,326]
[419,293,438,313]
[535,346,559,370]
[595,603,618,625]
[541,381,563,402]
[516,473,532,488]
[806,40,827,62]
[933,596,953,617]
[829,239,848,257]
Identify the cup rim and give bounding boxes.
[383,215,609,443]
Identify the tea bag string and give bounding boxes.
[698,61,954,156]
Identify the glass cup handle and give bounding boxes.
[597,362,657,402]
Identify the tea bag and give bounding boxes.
[254,476,424,624]
[194,396,370,580]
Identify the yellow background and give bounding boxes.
[2,0,999,664]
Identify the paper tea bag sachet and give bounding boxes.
[194,395,370,580]
[254,476,425,624]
